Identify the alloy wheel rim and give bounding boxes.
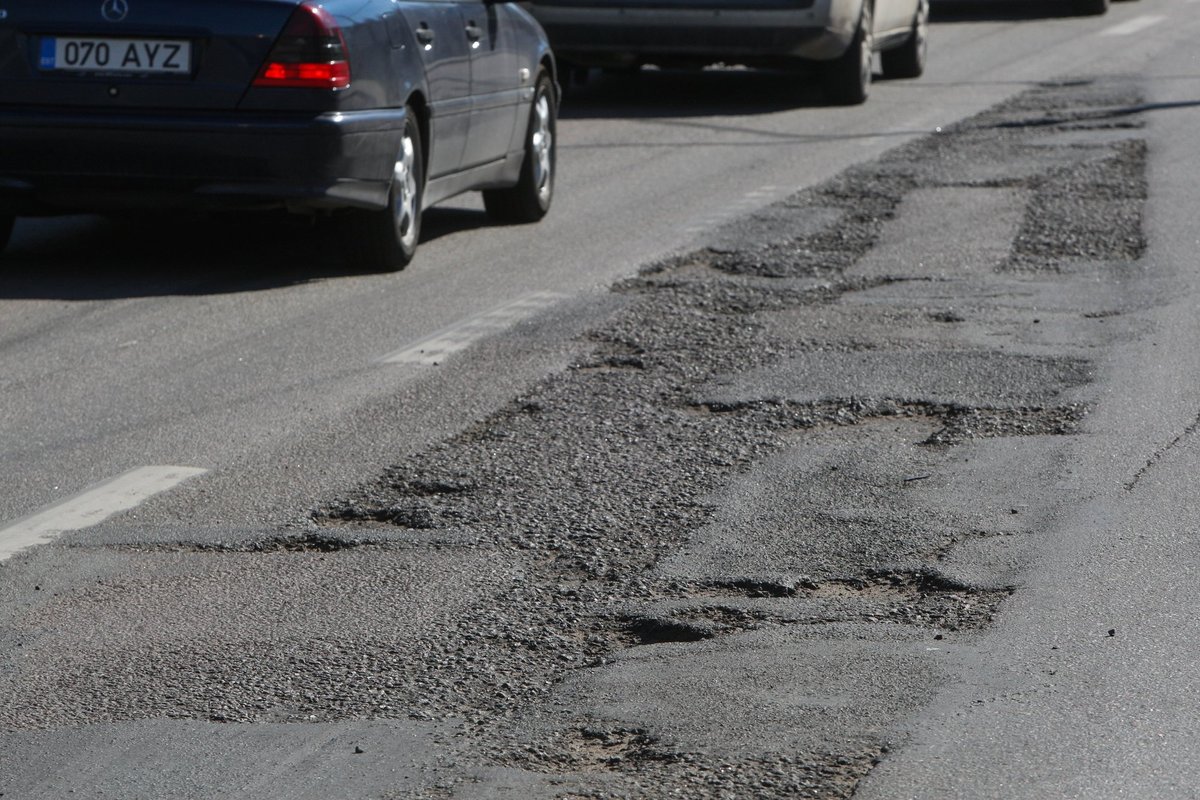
[531,93,553,204]
[394,131,418,249]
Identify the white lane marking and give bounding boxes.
[1099,15,1166,36]
[381,291,566,365]
[0,466,207,562]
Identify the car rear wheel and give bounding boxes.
[880,0,927,80]
[1073,0,1109,13]
[484,71,556,224]
[0,215,13,256]
[337,108,424,271]
[820,3,873,106]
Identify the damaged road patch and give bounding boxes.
[0,77,1156,799]
[315,76,1147,799]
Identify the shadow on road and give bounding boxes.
[931,0,1100,22]
[0,206,491,300]
[557,67,836,121]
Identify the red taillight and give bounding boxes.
[253,3,351,89]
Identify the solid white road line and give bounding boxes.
[0,465,208,562]
[381,291,566,365]
[1099,15,1166,37]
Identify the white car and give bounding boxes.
[526,0,928,105]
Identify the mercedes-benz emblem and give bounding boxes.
[100,0,129,22]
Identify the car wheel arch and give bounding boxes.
[403,92,431,189]
[533,52,562,108]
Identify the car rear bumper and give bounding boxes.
[528,1,858,66]
[0,107,407,214]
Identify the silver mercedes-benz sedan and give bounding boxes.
[526,0,928,105]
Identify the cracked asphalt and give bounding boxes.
[0,75,1162,798]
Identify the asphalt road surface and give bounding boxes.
[3,1,1200,797]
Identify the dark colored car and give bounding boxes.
[526,0,928,105]
[0,0,558,269]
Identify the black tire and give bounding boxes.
[484,71,556,224]
[337,107,424,271]
[880,0,927,80]
[820,3,874,106]
[0,215,13,256]
[1073,0,1108,14]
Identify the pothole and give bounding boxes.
[562,727,660,772]
[650,572,1011,634]
[511,733,886,800]
[922,403,1089,445]
[621,615,718,645]
[317,502,438,529]
[114,531,387,554]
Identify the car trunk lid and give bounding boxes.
[0,0,305,110]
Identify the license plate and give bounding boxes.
[39,36,192,75]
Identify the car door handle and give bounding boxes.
[464,23,482,43]
[415,24,434,45]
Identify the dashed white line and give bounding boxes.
[381,290,566,365]
[1099,15,1166,36]
[0,466,208,562]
